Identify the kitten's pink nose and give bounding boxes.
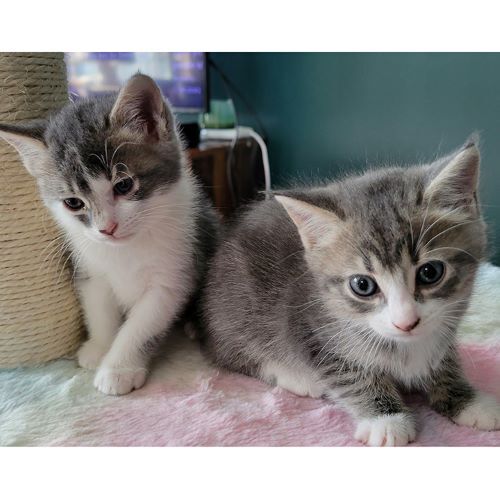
[99,222,118,236]
[392,317,420,333]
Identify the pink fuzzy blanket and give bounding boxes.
[0,265,499,446]
[1,334,498,446]
[60,342,500,446]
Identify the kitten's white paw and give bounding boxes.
[453,393,500,431]
[77,339,110,370]
[355,413,417,446]
[94,365,147,396]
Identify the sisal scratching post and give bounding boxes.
[0,53,84,367]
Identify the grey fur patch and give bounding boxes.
[0,119,47,143]
[426,349,475,418]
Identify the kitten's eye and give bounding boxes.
[416,261,445,285]
[63,198,85,211]
[349,275,379,297]
[113,177,134,195]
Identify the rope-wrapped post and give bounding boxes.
[0,53,84,367]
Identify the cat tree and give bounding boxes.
[0,53,84,367]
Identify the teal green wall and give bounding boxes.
[211,53,500,263]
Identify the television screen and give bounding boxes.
[65,52,207,113]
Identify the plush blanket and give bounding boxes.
[1,265,499,446]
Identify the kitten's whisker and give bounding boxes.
[336,327,372,358]
[54,240,75,279]
[37,237,71,275]
[113,167,134,184]
[310,318,355,333]
[273,249,307,267]
[57,250,76,284]
[363,330,384,369]
[421,246,479,263]
[416,192,435,253]
[37,233,67,261]
[335,328,373,373]
[314,320,354,367]
[421,220,477,252]
[316,323,365,369]
[110,141,140,167]
[112,162,131,177]
[38,248,65,276]
[133,204,195,215]
[46,241,72,273]
[415,206,464,254]
[89,153,106,168]
[420,299,470,327]
[440,323,476,371]
[104,137,109,167]
[287,298,323,313]
[370,334,387,370]
[70,241,92,282]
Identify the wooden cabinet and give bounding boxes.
[188,138,265,217]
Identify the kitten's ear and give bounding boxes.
[425,135,480,211]
[275,195,342,251]
[110,74,168,142]
[0,120,49,177]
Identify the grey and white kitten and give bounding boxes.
[201,137,500,445]
[0,74,218,396]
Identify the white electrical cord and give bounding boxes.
[200,126,271,198]
[245,128,271,198]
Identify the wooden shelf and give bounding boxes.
[187,139,264,217]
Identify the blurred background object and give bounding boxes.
[66,52,207,112]
[200,99,236,129]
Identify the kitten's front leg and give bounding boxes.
[328,372,416,446]
[94,287,180,395]
[76,275,121,370]
[427,350,500,431]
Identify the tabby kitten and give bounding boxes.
[202,137,500,445]
[0,74,218,396]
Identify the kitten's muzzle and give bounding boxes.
[99,222,118,237]
[392,317,420,333]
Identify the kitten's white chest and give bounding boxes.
[105,253,156,308]
[388,336,446,386]
[79,228,192,311]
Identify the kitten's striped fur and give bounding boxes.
[201,137,500,445]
